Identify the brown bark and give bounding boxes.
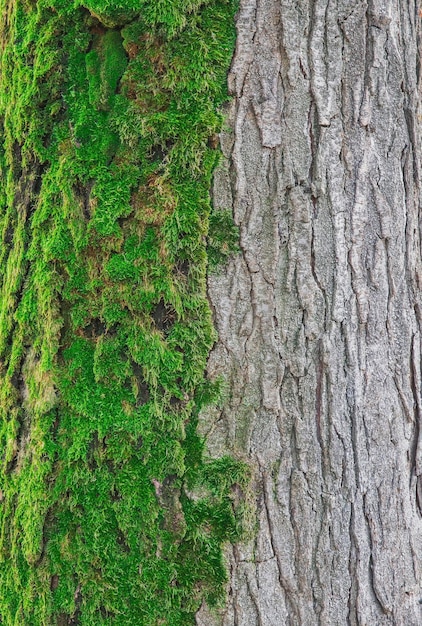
[198,1,422,623]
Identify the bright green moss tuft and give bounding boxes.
[0,0,245,624]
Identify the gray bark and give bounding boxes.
[197,1,422,624]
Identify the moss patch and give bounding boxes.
[0,1,246,624]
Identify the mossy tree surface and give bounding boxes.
[0,1,246,624]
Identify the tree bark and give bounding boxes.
[198,0,422,624]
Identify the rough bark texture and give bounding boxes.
[198,1,422,623]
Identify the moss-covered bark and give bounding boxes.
[0,1,246,624]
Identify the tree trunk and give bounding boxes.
[198,0,422,624]
[2,1,422,624]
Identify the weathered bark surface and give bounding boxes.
[198,1,422,623]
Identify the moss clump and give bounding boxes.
[0,0,246,624]
[86,30,128,111]
[207,208,240,271]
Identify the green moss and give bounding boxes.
[0,0,245,624]
[207,208,240,271]
[86,30,127,111]
[79,1,142,28]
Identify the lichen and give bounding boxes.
[0,1,246,624]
